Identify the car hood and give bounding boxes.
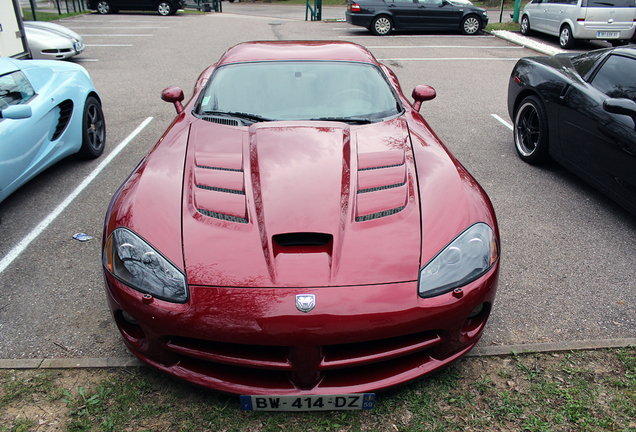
[181,117,422,288]
[24,21,82,42]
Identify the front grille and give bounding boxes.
[51,100,73,141]
[162,330,445,390]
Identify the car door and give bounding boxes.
[0,70,53,193]
[385,0,422,28]
[558,53,636,210]
[525,0,550,32]
[545,0,575,35]
[418,0,463,30]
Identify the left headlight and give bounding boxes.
[418,223,498,298]
[103,227,188,303]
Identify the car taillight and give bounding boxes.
[350,2,361,11]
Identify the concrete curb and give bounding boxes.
[490,30,567,56]
[1,338,634,369]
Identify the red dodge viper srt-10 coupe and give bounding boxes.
[102,41,500,404]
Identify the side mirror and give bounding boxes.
[161,86,185,114]
[411,85,436,112]
[0,105,32,120]
[603,98,636,130]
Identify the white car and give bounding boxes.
[520,0,636,49]
[24,21,84,60]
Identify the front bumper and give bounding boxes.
[104,266,498,395]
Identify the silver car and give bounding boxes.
[24,21,84,60]
[520,0,636,48]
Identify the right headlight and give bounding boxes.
[103,227,188,303]
[418,223,498,298]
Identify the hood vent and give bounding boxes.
[355,149,408,223]
[52,100,73,141]
[192,153,248,224]
[202,116,240,127]
[197,209,248,224]
[356,206,406,222]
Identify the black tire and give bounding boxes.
[77,96,106,159]
[513,95,549,164]
[520,15,531,35]
[559,24,575,49]
[460,15,481,35]
[157,1,172,15]
[611,39,628,47]
[370,15,392,36]
[96,0,110,14]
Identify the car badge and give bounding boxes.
[296,294,315,313]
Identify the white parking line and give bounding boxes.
[67,26,169,29]
[492,114,513,130]
[81,34,154,37]
[85,44,133,47]
[74,59,100,62]
[0,117,153,275]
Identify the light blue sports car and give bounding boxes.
[0,57,105,203]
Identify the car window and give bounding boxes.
[198,61,402,122]
[590,54,636,102]
[581,0,634,7]
[571,49,607,77]
[0,71,35,110]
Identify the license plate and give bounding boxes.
[597,31,619,38]
[240,393,375,411]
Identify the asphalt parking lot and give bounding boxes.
[1,4,635,362]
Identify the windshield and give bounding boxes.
[197,61,402,123]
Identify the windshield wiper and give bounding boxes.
[200,110,272,123]
[310,116,372,124]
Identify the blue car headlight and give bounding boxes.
[103,228,188,303]
[418,223,498,298]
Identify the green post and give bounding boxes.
[513,0,522,22]
[29,0,37,21]
[315,0,321,21]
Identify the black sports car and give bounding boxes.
[346,0,489,36]
[508,46,636,215]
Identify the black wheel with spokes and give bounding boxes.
[77,96,106,159]
[513,95,549,164]
[96,0,111,13]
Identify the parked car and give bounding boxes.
[88,0,187,15]
[508,46,636,215]
[346,0,489,36]
[24,21,84,60]
[102,41,500,400]
[0,58,105,203]
[520,0,636,49]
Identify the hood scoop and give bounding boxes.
[182,118,421,287]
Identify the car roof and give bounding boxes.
[0,58,20,76]
[216,41,380,66]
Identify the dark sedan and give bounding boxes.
[88,0,186,15]
[508,47,636,215]
[346,0,489,36]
